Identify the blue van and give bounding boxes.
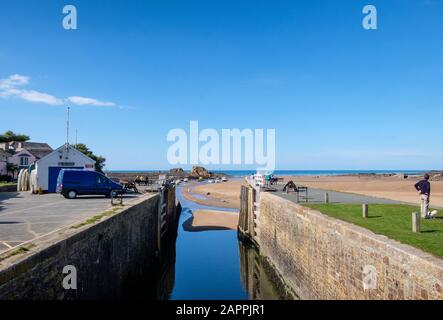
[56,169,124,199]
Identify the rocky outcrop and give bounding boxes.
[190,166,211,179]
[169,168,184,174]
[429,172,443,181]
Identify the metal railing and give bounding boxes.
[110,191,123,206]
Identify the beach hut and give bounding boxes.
[30,143,95,193]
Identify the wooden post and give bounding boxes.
[239,185,248,234]
[248,187,255,238]
[412,212,420,233]
[239,186,244,232]
[325,192,329,204]
[362,204,368,218]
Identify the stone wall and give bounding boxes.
[257,192,443,300]
[0,184,17,192]
[0,191,178,300]
[238,241,298,300]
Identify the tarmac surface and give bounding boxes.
[271,185,405,205]
[0,190,145,254]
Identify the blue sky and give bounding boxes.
[1,0,442,170]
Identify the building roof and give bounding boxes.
[0,149,10,161]
[20,142,52,150]
[29,149,53,160]
[19,142,53,160]
[36,143,95,164]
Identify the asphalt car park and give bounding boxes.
[0,191,143,254]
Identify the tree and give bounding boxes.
[6,163,19,179]
[73,143,106,173]
[0,131,30,143]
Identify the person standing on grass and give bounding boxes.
[415,173,431,219]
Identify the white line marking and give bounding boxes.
[0,194,149,256]
[1,241,13,249]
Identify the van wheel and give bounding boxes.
[67,190,77,199]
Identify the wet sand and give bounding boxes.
[288,175,443,208]
[182,179,247,209]
[182,209,239,232]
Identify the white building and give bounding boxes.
[7,142,53,170]
[30,143,96,193]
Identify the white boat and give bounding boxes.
[222,177,228,182]
[183,178,188,183]
[215,178,221,183]
[208,179,214,183]
[253,174,265,187]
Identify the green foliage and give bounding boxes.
[0,130,30,143]
[73,143,106,172]
[0,244,36,262]
[6,163,19,177]
[0,176,14,183]
[71,208,120,229]
[0,182,15,186]
[305,203,443,257]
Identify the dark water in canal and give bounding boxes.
[143,185,289,300]
[171,186,248,300]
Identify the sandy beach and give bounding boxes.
[182,174,443,209]
[183,209,239,231]
[180,180,243,232]
[182,179,246,209]
[179,174,443,232]
[287,175,443,208]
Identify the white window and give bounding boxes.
[20,156,29,166]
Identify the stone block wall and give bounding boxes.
[0,193,175,300]
[258,193,443,300]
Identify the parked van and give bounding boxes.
[56,169,123,199]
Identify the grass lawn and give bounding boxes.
[0,182,16,186]
[304,204,443,258]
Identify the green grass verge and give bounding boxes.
[304,204,443,258]
[70,207,122,229]
[0,244,36,262]
[0,182,16,187]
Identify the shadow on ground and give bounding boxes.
[0,192,20,212]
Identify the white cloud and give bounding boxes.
[0,88,20,98]
[18,90,64,105]
[0,74,30,89]
[67,96,116,107]
[0,74,117,108]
